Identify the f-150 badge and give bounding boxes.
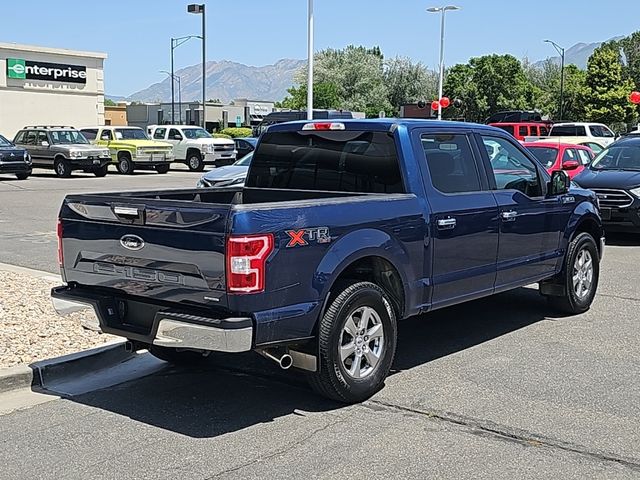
[286,227,331,247]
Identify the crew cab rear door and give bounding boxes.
[414,128,499,309]
[475,133,568,290]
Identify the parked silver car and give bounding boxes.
[196,152,252,188]
[13,126,111,177]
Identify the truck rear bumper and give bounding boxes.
[51,286,253,353]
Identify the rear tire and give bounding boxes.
[308,281,397,403]
[187,152,205,172]
[54,158,71,178]
[148,345,210,366]
[155,163,171,174]
[116,154,134,175]
[93,165,108,177]
[546,232,599,314]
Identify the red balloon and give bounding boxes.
[630,91,640,104]
[431,100,440,111]
[440,96,451,108]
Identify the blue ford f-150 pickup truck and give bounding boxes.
[52,119,604,403]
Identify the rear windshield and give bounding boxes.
[246,130,404,193]
[527,146,558,168]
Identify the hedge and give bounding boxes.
[212,133,232,139]
[219,127,252,138]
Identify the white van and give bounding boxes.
[549,122,617,147]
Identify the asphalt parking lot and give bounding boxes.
[1,168,640,478]
[0,166,198,273]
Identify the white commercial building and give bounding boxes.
[0,42,107,138]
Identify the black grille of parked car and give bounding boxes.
[591,189,634,208]
[215,144,235,152]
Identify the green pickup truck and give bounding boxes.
[80,126,174,174]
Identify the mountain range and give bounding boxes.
[123,59,305,104]
[115,38,620,104]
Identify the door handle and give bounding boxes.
[501,210,518,222]
[437,218,457,230]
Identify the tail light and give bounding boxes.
[302,122,345,131]
[56,219,64,267]
[226,234,274,293]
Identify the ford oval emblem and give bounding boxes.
[120,234,145,251]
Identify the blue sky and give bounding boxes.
[2,0,638,96]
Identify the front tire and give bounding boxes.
[116,154,134,175]
[155,163,171,174]
[547,232,599,314]
[15,172,30,180]
[148,345,210,366]
[54,158,72,178]
[308,281,397,403]
[187,152,205,172]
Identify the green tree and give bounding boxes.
[104,98,116,106]
[384,56,438,115]
[583,45,636,125]
[444,54,534,122]
[275,82,340,110]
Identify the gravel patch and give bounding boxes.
[0,271,115,369]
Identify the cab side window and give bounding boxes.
[25,131,37,145]
[100,129,113,141]
[153,128,166,140]
[577,149,592,165]
[169,128,182,140]
[422,134,482,194]
[37,131,48,145]
[481,135,543,198]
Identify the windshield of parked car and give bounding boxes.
[115,128,149,140]
[182,128,212,139]
[527,146,558,168]
[590,145,640,171]
[49,130,89,145]
[589,125,615,138]
[235,152,253,167]
[0,135,12,147]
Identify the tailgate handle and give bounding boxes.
[113,205,145,224]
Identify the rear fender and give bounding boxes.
[313,228,413,318]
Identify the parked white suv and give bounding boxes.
[549,122,617,147]
[149,125,237,171]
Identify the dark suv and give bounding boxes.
[0,134,31,180]
[13,126,112,177]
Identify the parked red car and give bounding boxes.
[523,142,594,178]
[489,122,552,141]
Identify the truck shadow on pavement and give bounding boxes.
[59,286,561,439]
[604,232,640,247]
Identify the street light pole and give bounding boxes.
[188,4,206,130]
[160,71,182,123]
[307,0,314,120]
[427,5,460,120]
[545,39,565,120]
[170,35,200,124]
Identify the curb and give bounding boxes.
[0,341,134,395]
[0,262,60,282]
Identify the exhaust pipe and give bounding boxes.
[258,349,293,370]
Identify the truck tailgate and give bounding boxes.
[59,194,231,308]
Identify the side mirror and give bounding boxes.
[549,170,570,196]
[562,160,580,170]
[173,134,183,140]
[41,141,49,147]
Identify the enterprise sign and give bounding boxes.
[6,58,87,84]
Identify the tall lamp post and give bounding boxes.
[427,5,460,120]
[544,39,565,120]
[170,35,199,124]
[161,71,182,124]
[188,4,206,129]
[307,0,314,120]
